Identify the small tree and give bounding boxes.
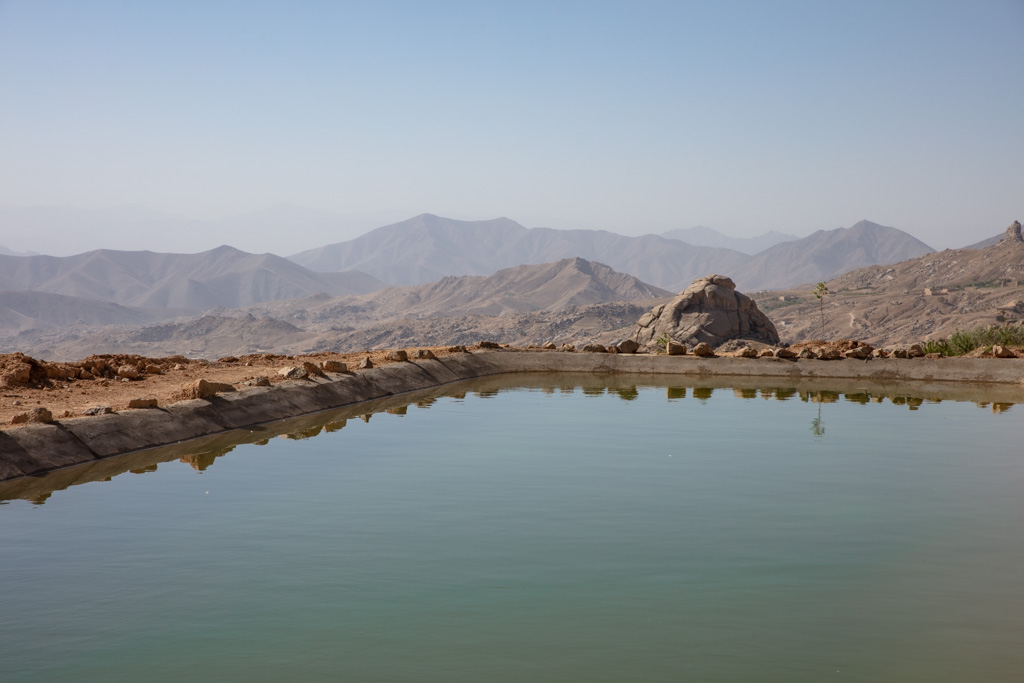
[813,282,829,340]
[656,333,671,354]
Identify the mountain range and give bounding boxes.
[659,225,798,254]
[4,257,669,358]
[4,222,1020,359]
[0,245,384,314]
[288,214,934,291]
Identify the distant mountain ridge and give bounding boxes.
[660,225,798,254]
[289,213,933,291]
[288,213,753,290]
[736,219,935,290]
[0,246,385,312]
[0,244,39,257]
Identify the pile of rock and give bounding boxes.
[632,275,780,351]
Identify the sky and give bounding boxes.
[1,0,1022,255]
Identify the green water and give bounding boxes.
[1,377,1022,682]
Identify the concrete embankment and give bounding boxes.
[2,349,1023,483]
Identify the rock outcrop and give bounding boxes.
[632,275,779,350]
[1002,220,1023,244]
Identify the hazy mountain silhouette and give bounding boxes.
[289,213,751,289]
[660,225,798,254]
[0,291,175,336]
[735,220,934,290]
[0,246,385,312]
[290,213,933,291]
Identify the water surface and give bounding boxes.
[1,376,1022,682]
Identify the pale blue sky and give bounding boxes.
[1,0,1022,253]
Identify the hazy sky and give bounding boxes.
[1,0,1022,254]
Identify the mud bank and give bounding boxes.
[2,349,1023,483]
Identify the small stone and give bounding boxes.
[9,363,32,384]
[737,346,759,358]
[278,366,308,379]
[145,364,163,375]
[776,347,798,358]
[667,341,687,356]
[321,360,348,372]
[358,357,374,369]
[871,348,888,358]
[476,341,501,349]
[116,364,140,380]
[83,405,114,416]
[385,349,409,362]
[606,345,619,354]
[908,344,926,358]
[127,398,158,409]
[541,341,557,350]
[993,345,1017,358]
[413,349,436,360]
[246,376,271,387]
[302,361,326,377]
[615,339,640,354]
[179,379,236,399]
[890,347,909,359]
[843,346,871,359]
[798,348,817,359]
[692,342,714,357]
[759,348,775,358]
[559,344,576,352]
[924,352,943,359]
[12,406,52,424]
[447,345,468,353]
[582,344,607,353]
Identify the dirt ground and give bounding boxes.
[0,347,468,428]
[3,339,1021,428]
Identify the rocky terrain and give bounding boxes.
[757,221,1024,344]
[0,346,465,427]
[2,259,669,359]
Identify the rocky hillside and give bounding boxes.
[2,258,671,359]
[758,221,1024,344]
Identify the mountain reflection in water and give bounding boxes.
[0,372,1017,507]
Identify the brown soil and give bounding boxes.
[0,346,470,428]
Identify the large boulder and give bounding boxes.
[632,275,779,351]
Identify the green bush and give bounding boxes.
[922,324,1024,356]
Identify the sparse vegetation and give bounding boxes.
[922,323,1024,356]
[655,333,671,353]
[813,283,829,339]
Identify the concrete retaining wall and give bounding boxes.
[2,349,1022,483]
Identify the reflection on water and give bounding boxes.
[0,372,1018,507]
[810,404,826,438]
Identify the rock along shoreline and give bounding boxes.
[2,349,1023,483]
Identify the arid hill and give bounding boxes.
[2,258,670,359]
[757,221,1024,344]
